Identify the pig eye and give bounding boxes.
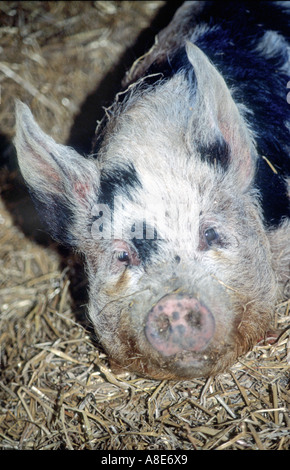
[198,227,222,251]
[117,251,130,264]
[112,240,140,269]
[204,228,219,246]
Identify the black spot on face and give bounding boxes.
[131,236,160,265]
[172,311,180,321]
[128,220,160,265]
[97,164,161,264]
[197,138,231,170]
[98,162,142,209]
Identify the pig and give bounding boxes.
[15,1,290,380]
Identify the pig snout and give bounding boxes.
[145,294,215,357]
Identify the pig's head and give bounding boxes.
[15,43,276,379]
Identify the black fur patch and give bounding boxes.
[98,162,142,209]
[29,188,76,246]
[131,222,160,265]
[197,138,231,170]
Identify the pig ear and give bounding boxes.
[14,100,100,246]
[185,41,256,190]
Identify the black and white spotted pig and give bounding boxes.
[15,1,290,379]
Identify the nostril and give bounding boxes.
[186,310,202,329]
[145,294,215,357]
[153,313,172,341]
